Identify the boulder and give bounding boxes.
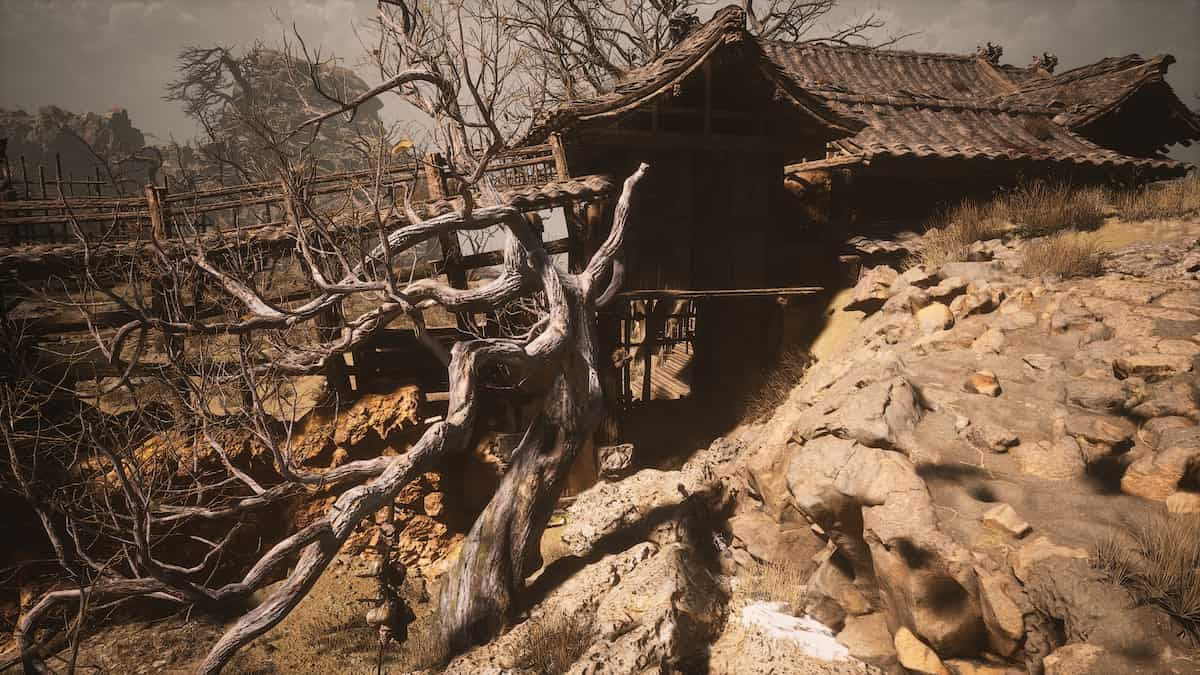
[964,421,1019,453]
[981,503,1031,538]
[1012,438,1086,481]
[847,265,900,313]
[917,303,955,334]
[950,283,1004,319]
[894,626,950,675]
[598,443,635,480]
[727,509,825,571]
[1008,537,1088,582]
[1113,354,1193,382]
[561,466,715,556]
[895,265,939,289]
[974,567,1025,656]
[1121,427,1200,502]
[971,328,1006,354]
[836,612,897,667]
[964,370,1002,397]
[928,276,969,302]
[1042,643,1106,675]
[884,286,933,314]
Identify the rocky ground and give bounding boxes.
[436,228,1199,674]
[6,226,1198,674]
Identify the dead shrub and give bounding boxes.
[915,198,1008,268]
[741,347,813,421]
[1002,181,1108,236]
[742,558,810,614]
[1020,232,1104,279]
[511,611,593,674]
[1093,513,1200,638]
[1111,174,1200,221]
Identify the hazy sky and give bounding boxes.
[2,0,1198,160]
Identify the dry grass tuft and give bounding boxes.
[742,558,811,614]
[1001,181,1108,237]
[741,347,813,422]
[1020,232,1105,279]
[915,199,1008,268]
[1093,513,1200,637]
[511,612,593,675]
[1111,174,1200,221]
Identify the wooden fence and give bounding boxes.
[0,146,558,244]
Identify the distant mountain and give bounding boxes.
[0,106,156,196]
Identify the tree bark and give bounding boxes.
[436,281,603,651]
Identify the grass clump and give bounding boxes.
[511,612,593,674]
[916,199,1007,268]
[1001,181,1108,237]
[742,558,811,614]
[1020,232,1105,279]
[741,347,813,422]
[1093,513,1200,638]
[1111,174,1200,221]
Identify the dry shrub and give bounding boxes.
[915,198,1008,268]
[392,614,450,673]
[512,612,593,675]
[1001,181,1108,236]
[1020,232,1104,279]
[1093,513,1200,637]
[1111,174,1200,221]
[742,558,810,614]
[741,347,813,421]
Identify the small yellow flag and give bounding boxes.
[391,139,414,155]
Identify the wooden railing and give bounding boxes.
[0,147,557,244]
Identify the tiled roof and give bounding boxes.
[524,6,857,143]
[528,5,1190,171]
[761,41,1030,102]
[832,105,1181,169]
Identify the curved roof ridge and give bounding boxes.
[762,38,1019,64]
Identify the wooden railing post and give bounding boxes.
[425,153,472,331]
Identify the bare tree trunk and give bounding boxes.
[437,285,603,651]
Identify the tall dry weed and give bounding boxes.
[1001,181,1108,236]
[1111,174,1200,221]
[1093,513,1200,638]
[741,347,813,422]
[511,612,594,675]
[1020,232,1105,279]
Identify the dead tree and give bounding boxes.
[504,0,910,103]
[7,4,647,664]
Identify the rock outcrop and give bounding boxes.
[722,234,1200,674]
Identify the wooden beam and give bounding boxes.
[615,286,823,301]
[575,128,794,154]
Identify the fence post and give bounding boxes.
[144,183,167,240]
[20,156,29,199]
[425,153,472,331]
[145,183,189,409]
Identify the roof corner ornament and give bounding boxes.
[976,42,1003,65]
[669,11,701,46]
[1032,52,1059,73]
